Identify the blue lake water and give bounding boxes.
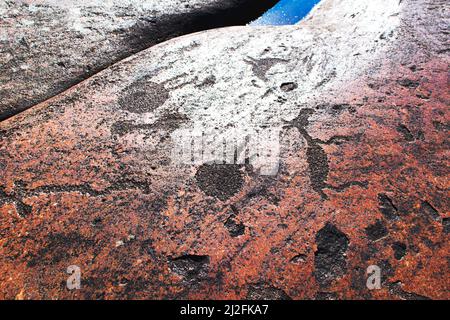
[249,0,321,26]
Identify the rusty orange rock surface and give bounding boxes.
[0,0,449,300]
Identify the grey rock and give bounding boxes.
[0,0,275,119]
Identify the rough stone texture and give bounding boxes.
[0,0,449,299]
[0,0,277,120]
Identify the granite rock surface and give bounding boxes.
[0,0,449,299]
[0,0,276,120]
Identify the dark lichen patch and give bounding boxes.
[396,124,415,142]
[397,79,420,89]
[349,266,372,298]
[14,201,33,217]
[244,57,287,81]
[79,276,107,299]
[154,112,189,131]
[170,254,210,283]
[416,91,432,100]
[224,216,245,237]
[139,239,158,260]
[0,186,32,218]
[378,194,399,220]
[378,259,394,285]
[246,283,291,300]
[365,220,388,242]
[286,108,329,199]
[196,75,216,88]
[120,277,155,299]
[392,242,407,260]
[419,201,440,221]
[287,108,315,130]
[111,112,187,137]
[306,143,329,199]
[432,120,450,131]
[118,77,169,114]
[27,232,96,267]
[314,223,349,287]
[110,120,155,137]
[139,198,167,217]
[195,164,244,201]
[280,82,298,92]
[320,134,356,146]
[313,103,356,116]
[443,218,450,234]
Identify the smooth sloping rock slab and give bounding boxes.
[0,0,275,120]
[0,0,449,299]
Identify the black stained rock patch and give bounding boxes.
[246,283,292,300]
[378,259,394,285]
[306,143,329,199]
[0,187,32,218]
[389,281,431,300]
[197,75,216,88]
[244,57,287,81]
[378,194,399,220]
[13,200,33,217]
[118,77,169,114]
[396,124,415,142]
[110,112,188,137]
[397,79,420,89]
[110,120,154,137]
[288,108,315,130]
[392,242,407,260]
[27,232,96,267]
[349,266,372,298]
[419,200,440,221]
[311,103,356,116]
[443,218,450,234]
[287,108,329,199]
[224,216,245,237]
[433,120,450,131]
[365,220,388,242]
[280,82,298,92]
[314,223,349,287]
[170,254,210,283]
[290,253,307,264]
[80,276,107,299]
[195,164,244,201]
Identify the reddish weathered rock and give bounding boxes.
[0,0,448,300]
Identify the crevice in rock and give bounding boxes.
[378,194,399,221]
